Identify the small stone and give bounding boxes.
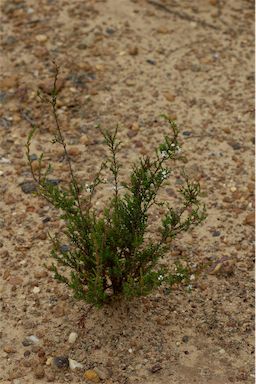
[127,130,138,138]
[32,286,41,294]
[68,147,81,157]
[52,356,69,369]
[22,335,40,346]
[128,46,138,56]
[182,335,189,343]
[84,369,100,383]
[0,156,11,164]
[243,213,254,226]
[212,230,221,237]
[182,131,192,137]
[34,366,45,379]
[20,181,37,194]
[34,270,48,279]
[80,134,91,145]
[146,59,156,65]
[4,345,16,353]
[94,367,110,380]
[38,77,65,95]
[29,154,38,162]
[68,358,83,370]
[229,141,242,150]
[150,363,162,373]
[35,34,48,43]
[156,26,169,34]
[163,92,176,102]
[68,332,78,344]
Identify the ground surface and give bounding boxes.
[0,0,255,383]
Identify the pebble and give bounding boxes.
[52,356,69,369]
[182,335,189,343]
[22,335,40,346]
[68,358,83,370]
[212,230,221,237]
[20,181,37,194]
[38,77,65,95]
[84,369,100,383]
[243,213,254,226]
[182,131,192,137]
[229,141,242,150]
[35,34,48,43]
[163,92,176,102]
[0,156,11,164]
[146,59,156,65]
[68,332,78,344]
[128,46,138,56]
[94,366,110,380]
[32,286,41,294]
[150,363,162,373]
[3,345,16,353]
[34,366,45,379]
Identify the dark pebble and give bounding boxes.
[150,363,162,373]
[184,350,189,355]
[29,154,38,162]
[229,142,241,150]
[106,27,115,35]
[182,335,189,343]
[45,179,61,186]
[53,356,69,369]
[146,59,156,65]
[60,244,69,253]
[0,117,12,128]
[182,131,192,137]
[20,181,37,194]
[24,350,31,358]
[42,217,51,224]
[212,230,221,237]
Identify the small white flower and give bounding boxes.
[158,274,164,281]
[171,143,176,147]
[85,184,92,193]
[161,169,169,180]
[160,151,168,159]
[187,284,193,290]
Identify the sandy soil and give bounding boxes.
[0,0,255,383]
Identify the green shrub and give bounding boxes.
[26,63,206,307]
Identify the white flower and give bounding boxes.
[160,151,168,159]
[85,184,92,193]
[161,169,169,180]
[187,284,193,290]
[158,274,164,281]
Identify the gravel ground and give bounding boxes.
[0,0,254,383]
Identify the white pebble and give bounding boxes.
[68,358,83,370]
[32,286,40,294]
[68,332,78,344]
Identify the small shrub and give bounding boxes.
[26,63,206,307]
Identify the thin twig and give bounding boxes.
[147,0,220,30]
